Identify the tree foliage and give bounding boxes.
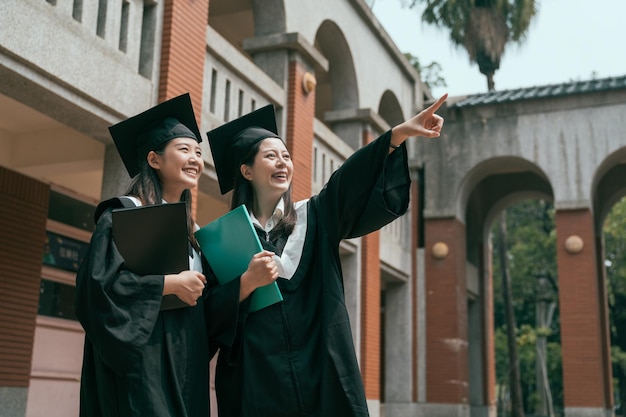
[408,0,538,90]
[492,200,557,333]
[491,199,562,414]
[603,196,626,413]
[404,53,447,93]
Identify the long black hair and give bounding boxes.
[230,140,297,240]
[125,141,200,251]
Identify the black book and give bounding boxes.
[112,202,189,310]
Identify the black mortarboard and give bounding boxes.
[109,93,202,177]
[206,104,281,194]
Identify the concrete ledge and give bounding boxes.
[243,32,329,72]
[0,386,27,417]
[416,403,470,417]
[564,406,613,417]
[367,399,381,417]
[384,402,416,417]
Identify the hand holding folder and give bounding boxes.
[194,205,283,312]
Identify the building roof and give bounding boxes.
[452,75,626,108]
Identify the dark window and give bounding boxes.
[72,0,83,21]
[119,1,130,52]
[210,69,217,113]
[96,0,107,38]
[48,190,95,232]
[138,1,157,78]
[39,279,77,321]
[224,79,231,121]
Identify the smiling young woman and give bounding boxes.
[74,93,238,417]
[204,95,446,417]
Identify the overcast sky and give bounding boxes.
[371,0,626,98]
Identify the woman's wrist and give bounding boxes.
[163,274,176,296]
[239,272,254,301]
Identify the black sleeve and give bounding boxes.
[75,209,164,374]
[314,130,411,242]
[203,262,243,358]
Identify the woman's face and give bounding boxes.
[241,138,293,201]
[148,137,203,201]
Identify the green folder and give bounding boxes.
[194,204,283,312]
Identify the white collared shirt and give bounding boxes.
[249,198,285,235]
[246,199,308,280]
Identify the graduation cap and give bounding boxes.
[207,104,282,194]
[109,93,202,177]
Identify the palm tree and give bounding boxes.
[408,3,539,415]
[409,0,538,90]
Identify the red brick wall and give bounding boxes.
[360,129,381,400]
[285,61,314,201]
[424,217,468,403]
[411,180,419,402]
[361,229,381,400]
[159,0,209,219]
[556,209,612,409]
[0,168,49,387]
[483,244,496,408]
[159,0,208,106]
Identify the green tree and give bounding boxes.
[404,53,447,93]
[492,200,561,415]
[495,212,525,417]
[603,196,626,413]
[408,0,538,90]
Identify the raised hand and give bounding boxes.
[390,93,448,145]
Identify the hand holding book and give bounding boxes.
[194,205,283,312]
[238,250,280,302]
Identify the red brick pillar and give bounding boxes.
[159,0,209,219]
[482,243,496,410]
[411,179,420,402]
[361,229,381,401]
[556,209,612,413]
[424,217,468,405]
[285,60,314,202]
[0,168,49,387]
[359,128,382,401]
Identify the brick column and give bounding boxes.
[0,168,50,416]
[361,229,381,401]
[159,0,209,219]
[359,128,382,404]
[159,0,207,105]
[482,243,496,411]
[411,178,420,403]
[424,217,468,412]
[285,60,315,201]
[556,209,612,416]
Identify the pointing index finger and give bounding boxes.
[426,93,448,114]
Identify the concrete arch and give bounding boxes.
[460,157,555,414]
[458,156,553,227]
[592,146,626,231]
[378,90,404,128]
[209,0,286,53]
[313,19,359,119]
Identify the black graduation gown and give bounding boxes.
[75,202,238,417]
[210,131,411,417]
